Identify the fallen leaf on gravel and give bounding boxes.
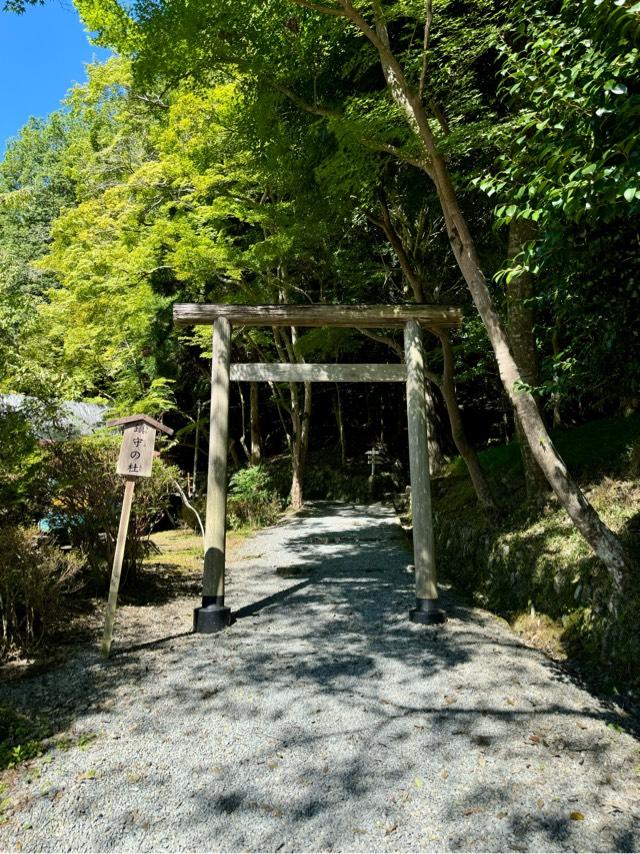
[537,799,545,809]
[463,807,483,816]
[414,777,424,789]
[384,822,398,836]
[496,811,508,819]
[268,761,279,770]
[529,735,541,744]
[477,754,486,767]
[443,695,457,706]
[440,769,449,780]
[570,811,585,821]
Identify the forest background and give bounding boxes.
[1,0,639,695]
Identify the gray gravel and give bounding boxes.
[1,501,639,852]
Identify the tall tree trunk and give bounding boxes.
[348,2,630,587]
[551,322,564,428]
[334,384,347,466]
[249,381,262,465]
[424,377,446,476]
[289,380,312,510]
[274,325,313,510]
[506,219,548,497]
[237,382,251,462]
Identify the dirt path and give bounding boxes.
[0,502,638,852]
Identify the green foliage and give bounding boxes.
[0,525,83,655]
[0,114,74,387]
[43,434,182,587]
[227,465,283,529]
[0,409,46,525]
[474,0,640,415]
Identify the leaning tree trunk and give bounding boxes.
[506,219,548,497]
[429,147,629,588]
[437,332,497,511]
[361,5,630,589]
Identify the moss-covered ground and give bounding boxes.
[433,414,640,700]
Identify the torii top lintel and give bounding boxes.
[173,303,462,330]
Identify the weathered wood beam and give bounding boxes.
[174,303,462,330]
[230,363,407,382]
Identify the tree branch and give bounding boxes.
[273,83,341,118]
[418,0,432,101]
[274,81,431,172]
[360,137,431,173]
[356,327,403,359]
[289,0,350,18]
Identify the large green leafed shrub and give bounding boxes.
[42,435,183,588]
[227,465,283,529]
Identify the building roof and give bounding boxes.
[0,393,107,439]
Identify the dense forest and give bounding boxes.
[1,0,639,689]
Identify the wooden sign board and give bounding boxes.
[106,413,173,480]
[101,413,173,657]
[116,423,156,478]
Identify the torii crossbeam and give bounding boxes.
[173,303,463,633]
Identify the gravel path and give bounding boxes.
[1,501,638,852]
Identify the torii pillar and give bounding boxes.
[404,320,446,624]
[193,317,233,632]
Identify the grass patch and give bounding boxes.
[0,705,48,771]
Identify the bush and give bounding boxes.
[0,409,48,527]
[42,435,183,589]
[0,526,82,656]
[227,465,283,529]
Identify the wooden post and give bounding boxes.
[101,478,136,658]
[194,316,232,633]
[404,320,446,624]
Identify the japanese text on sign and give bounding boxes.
[116,423,157,478]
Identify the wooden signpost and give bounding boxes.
[101,414,173,659]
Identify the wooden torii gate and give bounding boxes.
[174,303,462,633]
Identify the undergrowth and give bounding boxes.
[435,414,640,696]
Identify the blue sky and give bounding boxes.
[0,1,111,155]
